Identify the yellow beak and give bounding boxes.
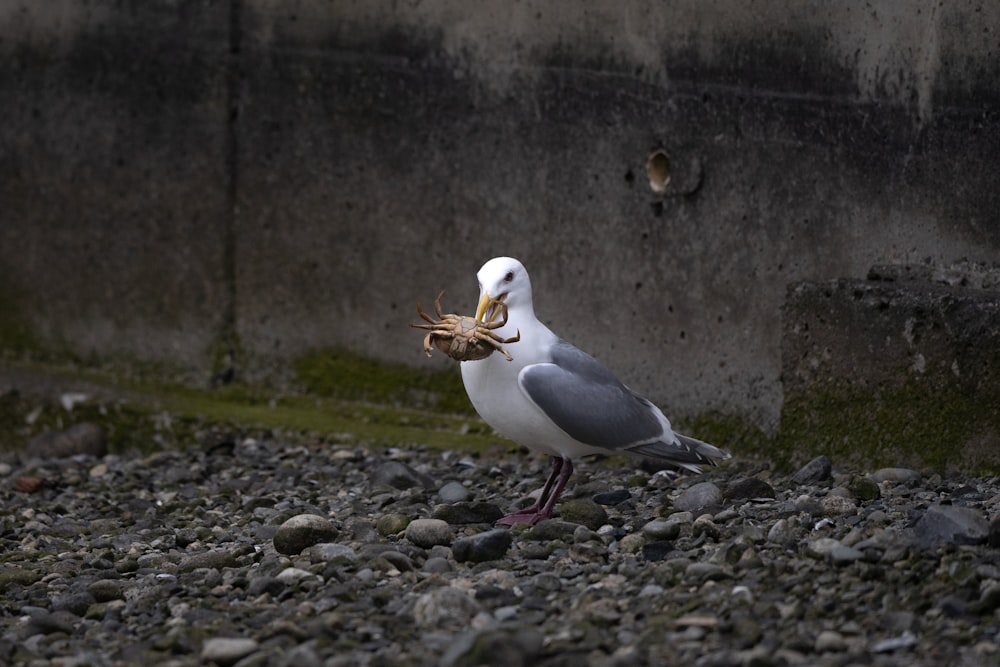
[475,292,494,323]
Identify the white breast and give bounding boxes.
[460,317,605,459]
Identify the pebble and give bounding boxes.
[767,518,797,545]
[848,475,881,501]
[524,519,578,542]
[371,460,435,490]
[1,410,997,667]
[872,631,919,652]
[423,556,453,573]
[869,467,922,484]
[673,482,723,514]
[692,514,721,539]
[201,637,260,665]
[724,477,776,501]
[440,627,544,667]
[438,480,471,503]
[914,504,989,548]
[641,519,681,541]
[432,501,503,525]
[792,455,833,484]
[305,542,359,565]
[642,541,673,562]
[819,494,857,516]
[829,544,864,565]
[593,489,631,505]
[273,514,340,555]
[452,528,513,563]
[405,518,454,548]
[413,586,482,629]
[178,548,239,572]
[815,629,847,652]
[276,567,315,582]
[377,512,411,536]
[558,498,608,529]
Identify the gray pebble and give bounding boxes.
[767,518,798,545]
[724,477,776,501]
[247,576,286,597]
[869,468,922,484]
[792,455,833,485]
[178,548,239,572]
[51,592,95,617]
[305,542,359,565]
[674,482,723,514]
[431,502,504,525]
[642,519,682,541]
[87,580,126,602]
[25,609,77,635]
[441,627,544,667]
[201,637,259,666]
[830,544,865,565]
[452,528,512,563]
[642,541,673,562]
[371,460,436,490]
[805,537,841,559]
[815,629,847,652]
[413,586,482,630]
[692,515,721,539]
[820,494,857,516]
[423,556,453,573]
[685,562,728,582]
[404,518,454,548]
[914,504,989,548]
[273,514,340,555]
[377,550,416,572]
[593,489,631,505]
[438,480,471,503]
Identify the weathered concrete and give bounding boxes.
[0,1,233,370]
[1,1,998,430]
[781,264,1000,471]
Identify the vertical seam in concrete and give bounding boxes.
[916,4,940,129]
[219,0,242,379]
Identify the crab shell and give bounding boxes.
[429,315,502,361]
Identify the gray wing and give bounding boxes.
[517,339,668,451]
[518,340,730,469]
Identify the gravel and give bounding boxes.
[2,435,1000,666]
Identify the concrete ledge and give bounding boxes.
[781,267,1000,472]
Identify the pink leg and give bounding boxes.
[496,457,573,526]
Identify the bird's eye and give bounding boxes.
[503,271,514,283]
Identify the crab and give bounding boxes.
[410,291,520,362]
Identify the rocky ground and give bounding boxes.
[2,421,1000,667]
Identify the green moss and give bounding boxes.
[777,376,1000,474]
[0,358,500,455]
[0,287,43,357]
[207,329,245,385]
[0,567,43,589]
[294,347,474,414]
[677,413,773,465]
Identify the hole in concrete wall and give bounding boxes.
[646,148,671,195]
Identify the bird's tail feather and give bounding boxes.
[627,433,731,473]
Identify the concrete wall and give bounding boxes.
[1,1,998,430]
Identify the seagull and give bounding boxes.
[460,257,730,526]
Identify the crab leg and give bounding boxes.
[433,291,447,319]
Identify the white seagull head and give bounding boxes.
[474,256,534,323]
